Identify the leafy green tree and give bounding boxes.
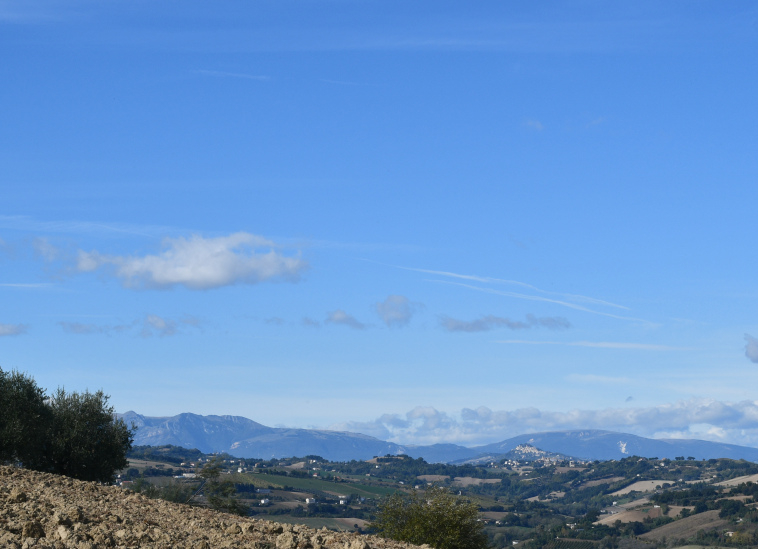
[0,368,52,469]
[131,477,195,503]
[197,457,248,515]
[370,485,488,549]
[45,387,134,483]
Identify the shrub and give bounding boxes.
[45,387,134,482]
[370,485,488,549]
[0,368,51,469]
[196,457,249,515]
[0,367,134,483]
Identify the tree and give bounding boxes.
[45,387,134,483]
[0,368,52,469]
[370,485,488,549]
[0,368,134,483]
[196,457,248,515]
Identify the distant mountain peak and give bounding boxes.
[121,412,758,464]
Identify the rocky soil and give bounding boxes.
[0,465,422,549]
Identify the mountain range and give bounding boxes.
[120,411,758,463]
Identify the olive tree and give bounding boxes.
[45,387,134,483]
[196,457,248,515]
[370,485,488,549]
[0,368,134,482]
[0,368,52,468]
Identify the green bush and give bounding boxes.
[45,387,134,482]
[0,367,134,483]
[196,457,249,515]
[0,368,52,469]
[370,485,488,549]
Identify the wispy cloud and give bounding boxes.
[376,262,652,324]
[375,295,421,328]
[499,339,687,351]
[77,232,307,290]
[393,265,629,309]
[437,280,653,324]
[334,399,758,447]
[0,323,28,336]
[265,317,285,326]
[319,78,368,86]
[524,119,544,131]
[59,322,108,335]
[141,314,177,337]
[326,310,367,330]
[0,215,165,238]
[440,314,570,333]
[302,317,321,328]
[0,283,53,288]
[0,2,68,24]
[566,374,633,384]
[745,334,758,363]
[59,314,200,337]
[193,70,270,81]
[32,237,59,261]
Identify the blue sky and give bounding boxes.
[2,1,758,447]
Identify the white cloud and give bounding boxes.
[194,70,270,81]
[326,310,367,330]
[0,323,27,336]
[440,314,570,333]
[32,237,59,261]
[500,340,686,351]
[265,317,285,325]
[745,334,758,363]
[59,314,200,337]
[334,399,758,447]
[302,317,321,328]
[141,315,177,337]
[565,374,633,384]
[392,264,629,310]
[59,322,105,335]
[389,264,655,324]
[524,119,544,131]
[375,295,420,328]
[76,232,307,290]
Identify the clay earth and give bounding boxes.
[0,465,425,549]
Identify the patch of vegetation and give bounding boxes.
[124,447,758,546]
[0,367,134,483]
[369,485,488,549]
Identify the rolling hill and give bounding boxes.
[121,412,758,463]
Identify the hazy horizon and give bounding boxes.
[3,2,758,450]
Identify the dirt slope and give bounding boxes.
[0,465,422,549]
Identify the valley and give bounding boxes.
[125,445,758,548]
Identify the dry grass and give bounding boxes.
[611,480,669,495]
[554,466,587,473]
[639,510,727,543]
[416,475,449,482]
[595,506,663,525]
[452,477,501,487]
[714,473,758,487]
[580,476,625,489]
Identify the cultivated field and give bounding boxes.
[714,473,758,487]
[579,476,624,488]
[452,477,501,487]
[639,510,728,543]
[244,473,397,498]
[611,480,669,495]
